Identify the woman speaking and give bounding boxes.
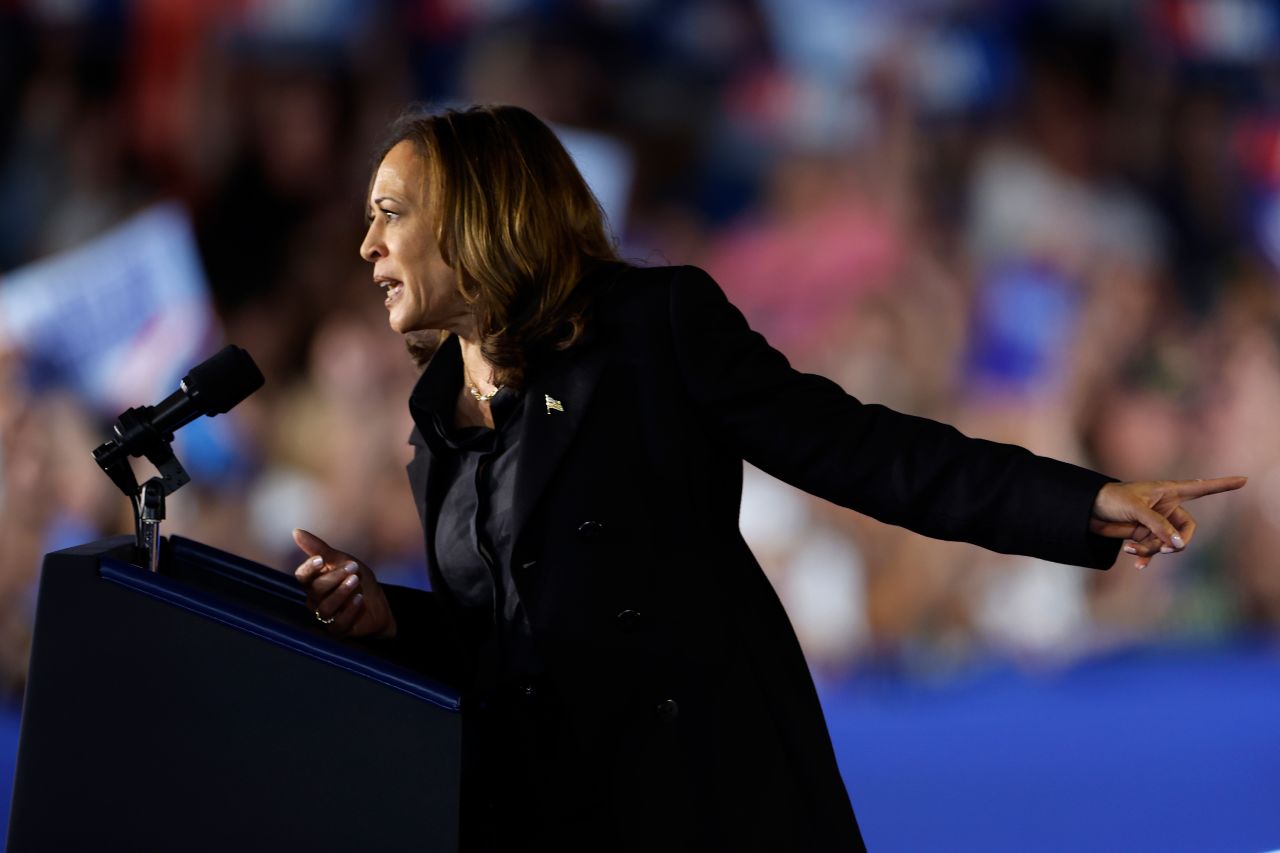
[292,105,1244,851]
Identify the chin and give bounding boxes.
[388,312,429,335]
[387,307,411,334]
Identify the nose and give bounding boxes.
[360,220,383,263]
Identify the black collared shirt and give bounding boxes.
[408,339,536,691]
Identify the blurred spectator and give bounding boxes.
[0,0,1274,701]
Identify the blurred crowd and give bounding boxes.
[2,0,1279,700]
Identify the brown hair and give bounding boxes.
[372,105,622,384]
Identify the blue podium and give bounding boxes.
[7,536,463,852]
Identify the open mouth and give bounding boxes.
[376,278,404,306]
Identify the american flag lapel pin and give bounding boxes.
[544,394,564,414]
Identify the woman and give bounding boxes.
[293,105,1244,851]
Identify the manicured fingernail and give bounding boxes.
[352,593,364,607]
[1123,545,1137,555]
[1160,546,1173,554]
[310,556,323,567]
[1172,534,1184,548]
[1136,561,1146,570]
[344,562,359,574]
[343,574,358,589]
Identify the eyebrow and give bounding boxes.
[372,196,401,206]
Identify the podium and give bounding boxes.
[7,535,464,852]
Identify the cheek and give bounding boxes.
[428,263,457,302]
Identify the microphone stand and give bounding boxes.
[135,445,189,574]
[92,408,191,573]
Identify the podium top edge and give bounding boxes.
[97,553,463,713]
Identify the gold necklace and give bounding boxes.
[463,363,502,403]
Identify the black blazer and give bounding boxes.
[383,264,1118,852]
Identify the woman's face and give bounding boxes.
[360,141,471,335]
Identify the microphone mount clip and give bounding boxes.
[92,405,192,572]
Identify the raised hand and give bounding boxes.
[292,528,398,638]
[1090,476,1248,570]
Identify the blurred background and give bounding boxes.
[1,0,1278,849]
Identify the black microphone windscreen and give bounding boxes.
[181,345,265,415]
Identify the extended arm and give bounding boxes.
[669,266,1116,568]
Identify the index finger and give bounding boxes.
[295,555,326,582]
[1172,476,1248,500]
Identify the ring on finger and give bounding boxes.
[314,610,336,625]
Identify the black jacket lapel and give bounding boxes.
[510,341,607,555]
[405,426,443,574]
[405,335,467,582]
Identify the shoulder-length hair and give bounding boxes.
[372,104,621,385]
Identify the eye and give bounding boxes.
[366,208,399,225]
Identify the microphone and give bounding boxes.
[93,345,265,491]
[137,345,265,440]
